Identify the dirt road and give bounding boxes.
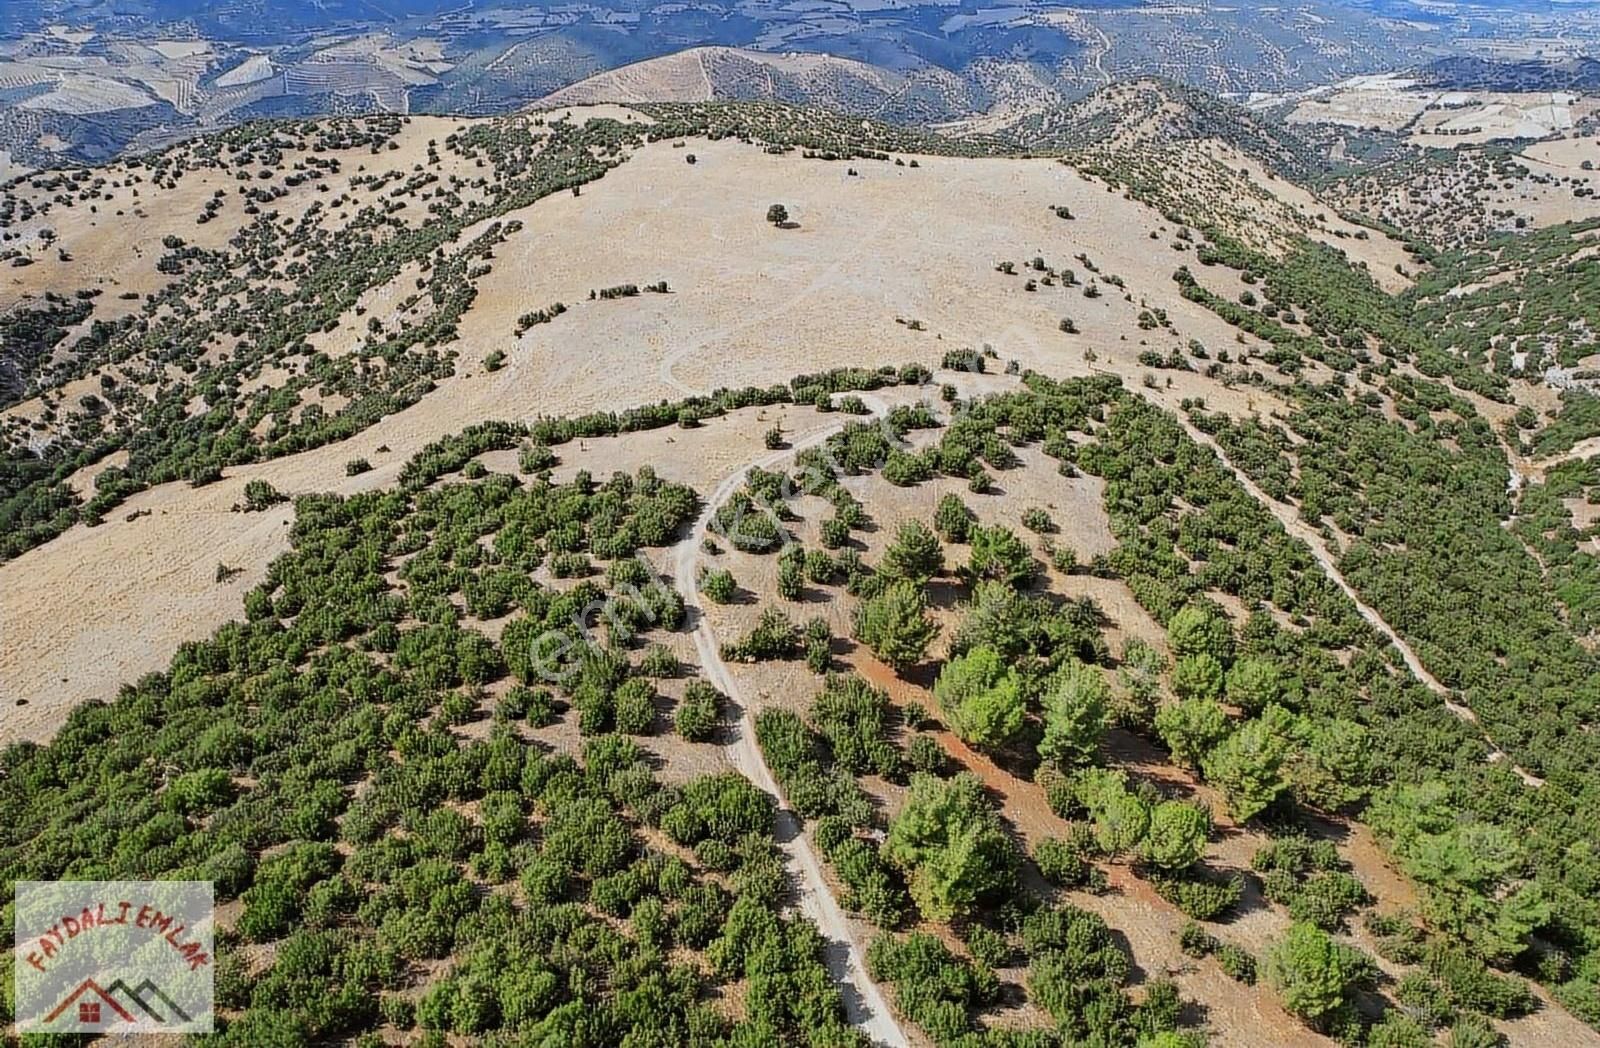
[671,397,909,1048]
[1177,420,1545,788]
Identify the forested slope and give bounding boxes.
[1170,234,1600,1029]
[4,93,1600,1044]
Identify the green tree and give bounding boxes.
[967,525,1037,586]
[1167,604,1235,665]
[934,493,976,542]
[1172,653,1225,702]
[1369,784,1550,962]
[1038,660,1108,769]
[1141,801,1210,871]
[1265,923,1373,1029]
[1225,657,1281,714]
[885,773,1018,922]
[1203,719,1288,822]
[933,646,1026,750]
[1154,698,1230,770]
[853,580,939,671]
[1287,717,1374,812]
[881,520,944,583]
[766,203,790,225]
[1074,769,1151,860]
[1114,636,1166,730]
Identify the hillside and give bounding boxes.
[538,48,986,127]
[3,99,1600,1046]
[987,80,1412,267]
[1000,79,1324,176]
[1415,56,1600,93]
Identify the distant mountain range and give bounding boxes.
[1,0,1597,171]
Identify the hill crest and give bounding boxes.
[536,46,984,126]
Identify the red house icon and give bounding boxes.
[44,979,136,1026]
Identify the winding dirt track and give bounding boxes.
[660,374,1545,1048]
[671,396,909,1048]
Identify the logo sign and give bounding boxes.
[13,880,214,1034]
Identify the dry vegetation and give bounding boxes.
[3,95,1600,1046]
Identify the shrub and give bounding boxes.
[963,924,1011,969]
[812,674,901,780]
[778,553,804,601]
[1255,836,1367,930]
[1179,921,1217,958]
[905,734,946,775]
[804,623,833,674]
[1035,838,1092,888]
[500,686,555,726]
[1395,971,1455,1029]
[238,479,286,512]
[883,448,932,485]
[831,837,910,927]
[1425,943,1536,1019]
[1217,943,1257,984]
[614,677,656,734]
[663,773,775,846]
[867,932,997,1041]
[694,838,736,871]
[549,551,591,578]
[1265,923,1376,1029]
[519,442,557,472]
[700,568,737,604]
[639,643,679,677]
[164,768,235,814]
[934,493,975,542]
[1446,1014,1506,1048]
[1148,869,1243,921]
[721,607,800,662]
[1021,905,1136,1029]
[1367,1013,1434,1048]
[820,516,851,549]
[814,815,854,854]
[676,680,721,741]
[803,548,836,584]
[1288,871,1368,930]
